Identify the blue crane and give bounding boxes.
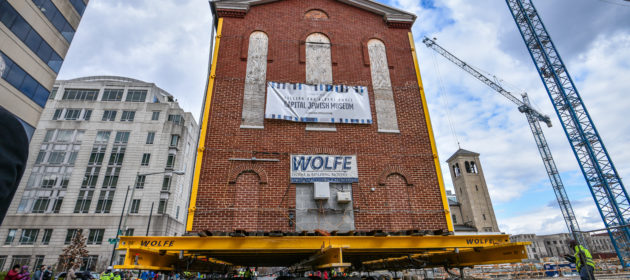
[506,0,630,266]
[422,37,587,248]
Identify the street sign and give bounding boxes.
[108,238,119,244]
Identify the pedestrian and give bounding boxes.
[4,265,21,280]
[67,264,78,280]
[81,267,92,280]
[140,271,148,280]
[33,266,45,280]
[564,240,595,280]
[113,270,121,280]
[100,267,114,280]
[18,266,30,280]
[41,267,52,280]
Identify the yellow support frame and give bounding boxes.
[187,18,224,231]
[115,235,527,271]
[408,31,453,232]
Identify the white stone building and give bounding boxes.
[0,76,198,271]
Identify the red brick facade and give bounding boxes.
[192,0,448,233]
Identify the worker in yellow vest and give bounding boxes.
[100,267,114,280]
[564,240,595,280]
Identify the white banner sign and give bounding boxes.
[291,155,358,183]
[265,82,372,124]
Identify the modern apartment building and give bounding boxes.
[0,76,198,271]
[0,0,88,138]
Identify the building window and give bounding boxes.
[125,90,147,102]
[151,111,160,121]
[87,229,104,245]
[167,114,183,125]
[470,161,478,173]
[483,214,487,220]
[166,154,176,169]
[33,256,45,269]
[241,31,268,128]
[0,51,50,107]
[95,191,114,213]
[141,153,151,166]
[47,151,66,164]
[158,199,168,214]
[9,256,30,268]
[146,132,155,144]
[53,109,62,120]
[162,176,171,191]
[135,175,146,189]
[83,110,92,120]
[475,185,479,191]
[30,0,76,42]
[114,132,130,144]
[176,206,180,219]
[452,214,457,224]
[368,39,399,132]
[121,111,135,122]
[68,0,86,15]
[0,2,64,72]
[130,199,140,214]
[31,197,50,213]
[0,256,7,272]
[124,228,134,236]
[170,135,179,147]
[454,163,461,177]
[81,255,98,271]
[74,190,93,213]
[108,148,125,166]
[102,110,117,121]
[101,89,123,101]
[4,229,17,245]
[64,229,80,245]
[62,89,98,101]
[41,229,53,245]
[19,229,39,245]
[64,109,81,120]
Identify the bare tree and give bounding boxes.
[58,230,89,271]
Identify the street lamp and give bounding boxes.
[109,169,185,266]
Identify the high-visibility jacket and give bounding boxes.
[101,272,114,280]
[574,245,595,270]
[113,274,121,280]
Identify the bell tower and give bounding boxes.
[446,149,500,232]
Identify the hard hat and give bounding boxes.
[107,266,113,270]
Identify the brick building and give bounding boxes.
[189,0,451,234]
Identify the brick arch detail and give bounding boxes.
[240,28,274,62]
[228,163,268,184]
[378,166,413,186]
[299,29,338,65]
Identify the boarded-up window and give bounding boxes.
[305,33,335,131]
[368,39,399,133]
[241,31,268,128]
[305,9,329,20]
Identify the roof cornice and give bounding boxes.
[211,0,416,24]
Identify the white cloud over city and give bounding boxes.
[58,0,630,235]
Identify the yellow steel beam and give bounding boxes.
[408,31,453,232]
[187,17,224,232]
[362,242,529,269]
[291,247,351,270]
[118,235,511,252]
[114,249,176,271]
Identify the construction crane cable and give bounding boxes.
[430,49,462,148]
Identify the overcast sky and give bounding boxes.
[57,0,630,235]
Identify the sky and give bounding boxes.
[57,0,630,235]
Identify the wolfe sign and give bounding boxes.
[291,155,358,183]
[265,82,372,124]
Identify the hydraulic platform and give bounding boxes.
[114,234,528,272]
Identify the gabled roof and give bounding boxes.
[446,148,480,163]
[210,0,416,23]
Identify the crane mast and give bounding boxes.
[422,37,587,247]
[506,0,630,266]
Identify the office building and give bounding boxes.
[0,76,198,271]
[0,0,88,138]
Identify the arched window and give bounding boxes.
[367,39,399,133]
[470,161,478,173]
[465,161,471,173]
[305,9,328,20]
[305,33,334,131]
[454,163,461,177]
[241,31,268,128]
